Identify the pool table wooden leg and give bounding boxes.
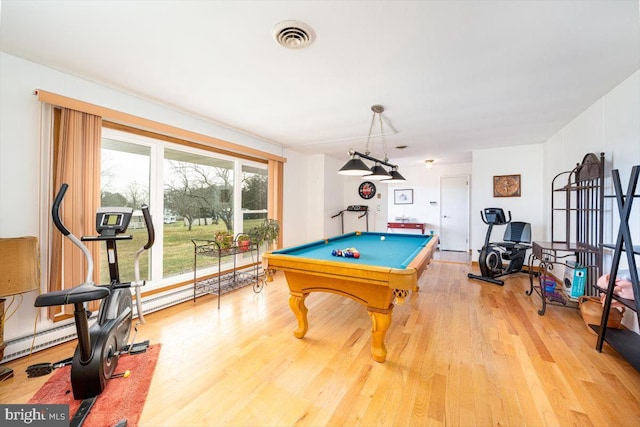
[368,309,392,363]
[289,292,309,339]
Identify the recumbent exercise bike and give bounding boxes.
[28,184,155,425]
[467,207,531,286]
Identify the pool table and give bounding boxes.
[263,232,438,362]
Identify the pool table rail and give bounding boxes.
[263,254,419,291]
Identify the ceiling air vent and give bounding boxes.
[273,20,315,49]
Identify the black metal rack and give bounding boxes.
[192,236,261,309]
[591,165,640,372]
[551,152,605,291]
[527,153,605,314]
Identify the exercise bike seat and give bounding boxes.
[496,222,532,259]
[503,221,531,244]
[35,283,110,307]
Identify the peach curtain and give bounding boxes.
[49,108,102,318]
[268,159,284,248]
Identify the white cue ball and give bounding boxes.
[380,236,386,241]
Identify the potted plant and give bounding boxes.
[249,219,280,252]
[249,219,280,281]
[213,230,233,250]
[236,234,251,252]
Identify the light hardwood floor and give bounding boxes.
[2,260,640,426]
[432,249,471,264]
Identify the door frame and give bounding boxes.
[439,174,470,252]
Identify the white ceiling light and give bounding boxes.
[425,160,434,169]
[273,20,316,49]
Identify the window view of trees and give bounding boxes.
[100,131,269,286]
[164,157,234,231]
[100,139,151,284]
[163,149,235,277]
[242,165,268,232]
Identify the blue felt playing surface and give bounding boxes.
[272,232,433,269]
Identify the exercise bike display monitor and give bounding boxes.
[483,207,506,225]
[96,207,133,235]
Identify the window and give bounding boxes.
[100,137,151,285]
[99,128,268,288]
[242,165,268,232]
[37,93,283,321]
[163,148,235,277]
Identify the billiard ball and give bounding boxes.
[380,236,386,241]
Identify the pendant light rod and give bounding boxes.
[350,150,398,170]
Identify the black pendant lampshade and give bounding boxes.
[338,156,372,176]
[383,168,406,182]
[367,163,392,180]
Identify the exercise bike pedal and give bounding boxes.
[25,357,73,377]
[124,339,149,355]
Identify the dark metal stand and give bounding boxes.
[527,244,581,315]
[192,237,261,309]
[592,166,640,372]
[528,153,605,315]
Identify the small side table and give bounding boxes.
[387,222,426,234]
[526,241,595,315]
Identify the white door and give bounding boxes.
[440,175,469,251]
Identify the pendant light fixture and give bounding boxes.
[385,166,407,183]
[337,105,405,182]
[337,150,372,176]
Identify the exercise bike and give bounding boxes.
[28,183,154,426]
[467,207,531,286]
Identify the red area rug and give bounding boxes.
[28,344,160,427]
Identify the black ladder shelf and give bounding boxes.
[590,165,640,372]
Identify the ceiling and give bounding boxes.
[1,1,638,167]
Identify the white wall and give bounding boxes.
[334,162,474,241]
[323,156,347,237]
[386,162,472,236]
[339,175,388,234]
[283,154,349,245]
[282,149,312,246]
[470,144,545,251]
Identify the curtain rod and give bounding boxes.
[33,89,287,164]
